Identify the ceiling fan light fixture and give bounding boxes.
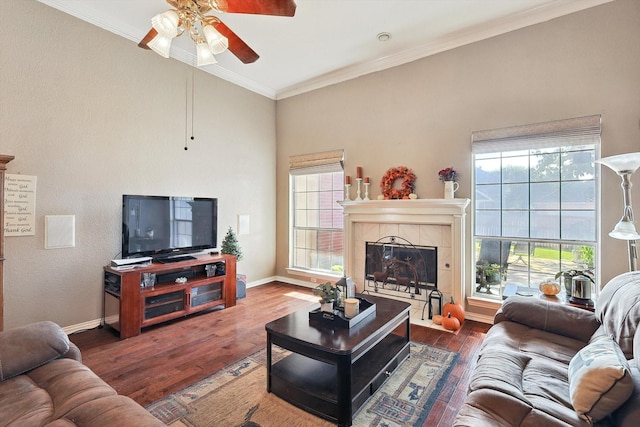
[196,40,217,66]
[203,24,229,55]
[147,33,173,58]
[151,10,180,37]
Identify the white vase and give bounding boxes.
[320,301,334,312]
[444,181,459,199]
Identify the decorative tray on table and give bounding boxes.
[308,296,376,329]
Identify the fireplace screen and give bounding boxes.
[364,236,437,297]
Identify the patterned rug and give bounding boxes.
[147,342,457,427]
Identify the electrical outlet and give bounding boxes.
[310,277,317,283]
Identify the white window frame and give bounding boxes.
[287,150,345,280]
[470,115,601,300]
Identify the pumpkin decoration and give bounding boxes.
[539,280,560,296]
[432,314,443,325]
[443,296,465,324]
[442,313,461,331]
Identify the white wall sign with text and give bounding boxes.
[4,174,37,236]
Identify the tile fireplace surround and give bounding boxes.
[339,199,470,315]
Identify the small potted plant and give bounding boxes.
[221,227,243,261]
[554,269,594,295]
[313,282,339,312]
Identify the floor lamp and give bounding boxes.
[597,152,640,271]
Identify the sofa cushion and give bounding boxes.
[0,358,116,425]
[596,271,640,358]
[611,362,640,427]
[0,321,75,381]
[497,295,600,343]
[568,335,633,422]
[0,357,164,427]
[481,321,587,365]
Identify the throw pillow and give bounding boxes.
[568,335,634,422]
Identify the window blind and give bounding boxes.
[289,149,344,175]
[472,115,601,154]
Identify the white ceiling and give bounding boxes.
[37,0,612,100]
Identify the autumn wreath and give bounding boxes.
[380,166,416,199]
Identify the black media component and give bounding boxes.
[214,261,226,276]
[155,268,196,285]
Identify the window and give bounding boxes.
[472,116,601,299]
[173,198,193,247]
[289,150,344,276]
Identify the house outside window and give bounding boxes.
[471,116,601,300]
[289,150,345,276]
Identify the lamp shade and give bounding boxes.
[597,152,640,174]
[196,41,217,66]
[147,33,173,58]
[203,24,229,55]
[151,10,180,37]
[609,217,640,240]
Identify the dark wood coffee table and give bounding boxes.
[265,294,411,427]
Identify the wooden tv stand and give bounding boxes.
[103,254,236,339]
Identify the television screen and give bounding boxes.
[122,195,217,259]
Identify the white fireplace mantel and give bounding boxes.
[339,199,470,306]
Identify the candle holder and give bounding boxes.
[355,178,363,201]
[344,184,352,201]
[364,182,370,200]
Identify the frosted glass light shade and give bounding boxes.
[148,33,173,58]
[609,217,640,240]
[196,41,217,66]
[203,24,229,55]
[598,152,640,174]
[152,10,180,37]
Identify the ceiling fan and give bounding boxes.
[139,0,297,66]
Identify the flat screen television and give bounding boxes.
[122,195,218,260]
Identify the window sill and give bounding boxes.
[466,295,502,310]
[286,268,342,283]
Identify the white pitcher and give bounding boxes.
[444,181,459,199]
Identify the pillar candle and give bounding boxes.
[356,167,363,178]
[364,176,370,183]
[345,175,351,185]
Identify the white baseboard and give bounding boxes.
[63,319,102,335]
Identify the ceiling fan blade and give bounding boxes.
[211,0,297,17]
[138,28,158,49]
[212,20,259,64]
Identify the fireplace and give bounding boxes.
[365,237,437,295]
[364,236,443,318]
[339,199,469,320]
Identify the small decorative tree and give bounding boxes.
[221,227,243,262]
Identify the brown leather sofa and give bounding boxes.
[0,321,164,426]
[454,271,640,426]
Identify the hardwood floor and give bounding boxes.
[69,282,491,426]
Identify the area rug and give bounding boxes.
[147,342,458,427]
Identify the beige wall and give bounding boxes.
[275,0,640,316]
[0,1,277,329]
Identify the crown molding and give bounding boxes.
[276,0,614,99]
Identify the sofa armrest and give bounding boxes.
[0,320,80,381]
[495,295,599,343]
